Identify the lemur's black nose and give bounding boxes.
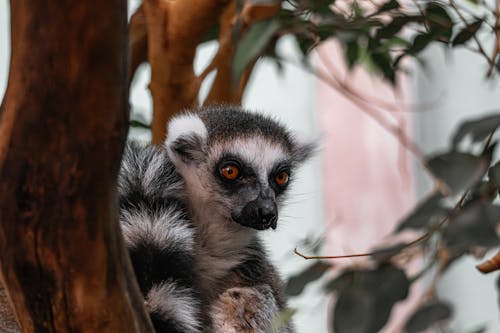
[258,200,277,229]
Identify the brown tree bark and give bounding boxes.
[0,1,154,332]
[134,0,281,144]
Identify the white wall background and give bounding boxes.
[412,43,500,333]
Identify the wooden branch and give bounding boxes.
[0,1,154,332]
[143,0,232,144]
[203,1,281,105]
[476,250,500,273]
[129,4,148,84]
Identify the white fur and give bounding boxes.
[121,208,194,253]
[212,137,288,185]
[165,113,207,150]
[145,281,201,333]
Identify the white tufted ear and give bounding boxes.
[291,133,319,164]
[165,113,208,164]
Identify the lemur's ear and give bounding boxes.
[291,137,318,163]
[165,113,207,164]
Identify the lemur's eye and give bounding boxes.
[275,171,289,186]
[220,164,240,181]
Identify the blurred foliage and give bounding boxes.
[233,0,500,84]
[284,112,500,332]
[228,1,500,331]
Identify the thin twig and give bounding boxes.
[486,0,500,77]
[449,0,496,73]
[294,132,495,261]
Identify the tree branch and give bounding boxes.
[143,0,233,144]
[0,1,154,331]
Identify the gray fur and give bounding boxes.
[120,106,315,332]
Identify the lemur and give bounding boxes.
[118,106,315,332]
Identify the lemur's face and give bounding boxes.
[207,137,292,230]
[165,109,314,231]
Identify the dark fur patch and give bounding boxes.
[129,240,197,295]
[150,312,186,333]
[199,106,295,151]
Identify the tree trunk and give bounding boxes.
[0,1,154,332]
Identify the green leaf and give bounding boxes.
[333,264,409,333]
[404,300,453,333]
[201,24,220,43]
[334,287,375,333]
[377,0,400,13]
[452,113,500,146]
[443,204,500,255]
[232,19,281,81]
[303,0,335,15]
[129,119,151,129]
[285,261,331,296]
[426,151,488,194]
[371,51,396,83]
[346,40,359,68]
[451,20,483,46]
[376,15,424,40]
[425,2,453,42]
[406,33,434,55]
[294,34,316,56]
[324,271,355,292]
[397,193,449,231]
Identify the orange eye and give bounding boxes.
[220,164,240,180]
[275,171,289,186]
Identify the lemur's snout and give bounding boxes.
[234,196,278,230]
[258,200,278,230]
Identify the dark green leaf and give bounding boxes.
[427,151,488,194]
[334,287,375,333]
[303,0,334,15]
[452,113,500,146]
[333,264,409,333]
[425,2,454,42]
[397,193,449,231]
[346,40,359,68]
[285,261,331,296]
[451,20,483,46]
[406,33,434,55]
[376,15,424,40]
[443,204,500,254]
[324,271,355,292]
[129,119,151,129]
[233,19,280,81]
[201,24,220,43]
[377,0,400,13]
[371,51,396,83]
[404,300,453,333]
[462,180,499,206]
[294,34,316,56]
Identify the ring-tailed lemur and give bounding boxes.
[118,106,315,332]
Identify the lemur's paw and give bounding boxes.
[210,286,278,333]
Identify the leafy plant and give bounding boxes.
[286,112,500,332]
